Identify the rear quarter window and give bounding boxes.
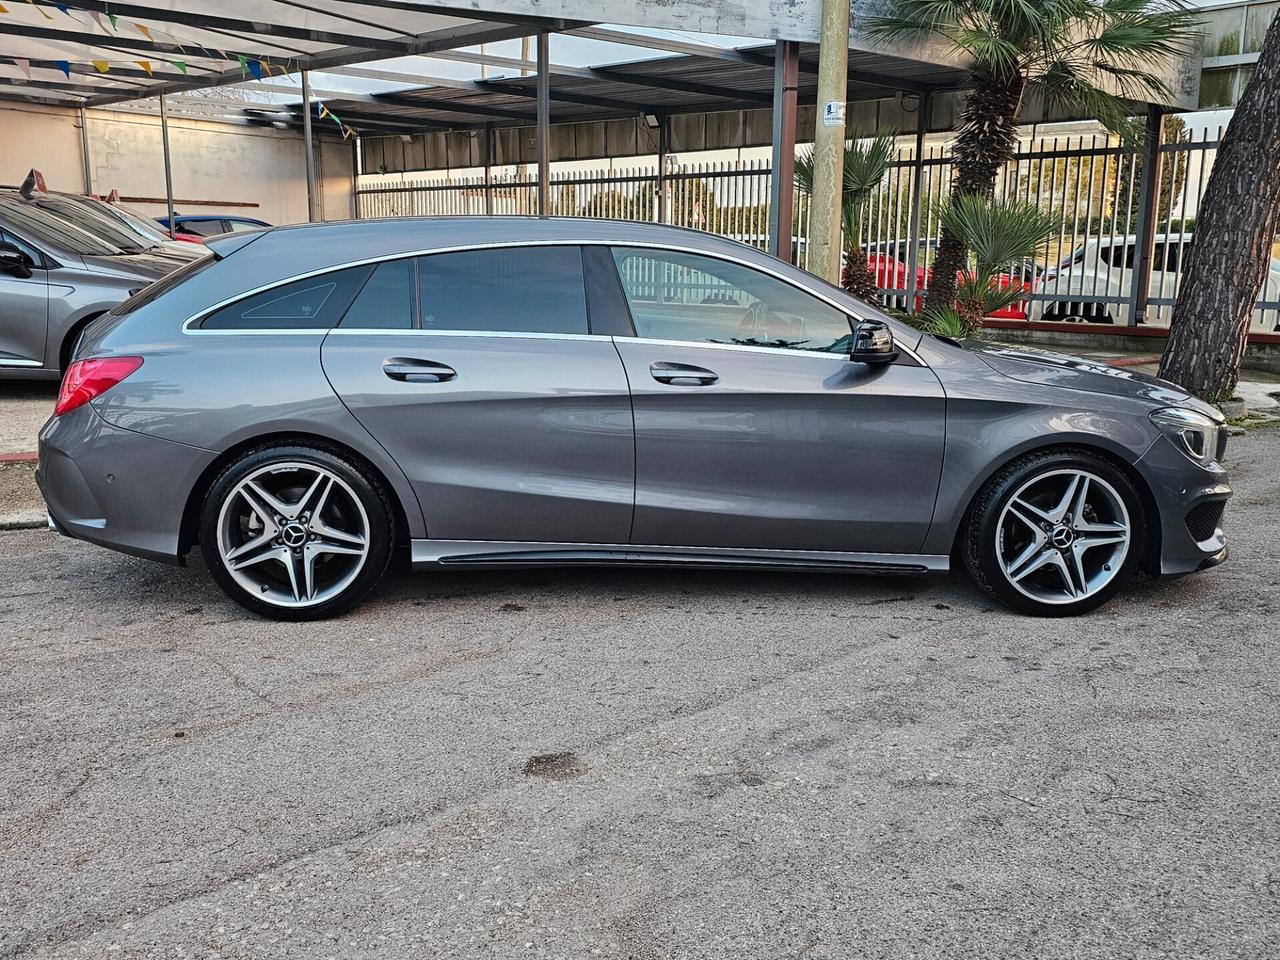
[198,265,373,330]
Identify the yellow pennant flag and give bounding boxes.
[318,105,330,120]
[27,0,53,19]
[135,60,152,76]
[0,4,9,13]
[134,22,152,41]
[92,60,110,73]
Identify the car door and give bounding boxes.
[602,245,946,554]
[0,228,49,368]
[320,245,635,544]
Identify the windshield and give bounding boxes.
[26,195,151,253]
[64,196,173,246]
[0,198,126,256]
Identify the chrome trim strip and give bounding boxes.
[618,336,853,362]
[325,328,609,342]
[177,237,925,364]
[410,538,949,574]
[0,357,44,367]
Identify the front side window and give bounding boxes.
[199,265,371,330]
[416,246,588,335]
[611,247,853,353]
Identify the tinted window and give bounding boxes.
[31,196,149,253]
[227,220,263,233]
[611,247,852,353]
[1101,243,1134,269]
[0,198,125,256]
[417,246,588,335]
[182,219,228,237]
[0,228,41,266]
[200,265,372,330]
[340,259,413,329]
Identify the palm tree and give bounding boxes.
[794,132,895,302]
[920,194,1057,335]
[867,0,1198,311]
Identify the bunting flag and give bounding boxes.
[55,60,70,78]
[55,2,68,11]
[26,0,53,20]
[135,61,152,76]
[236,54,248,79]
[134,22,153,41]
[247,58,263,80]
[92,60,110,73]
[0,4,8,12]
[15,58,31,81]
[89,10,105,31]
[170,61,188,75]
[108,12,118,29]
[317,102,329,120]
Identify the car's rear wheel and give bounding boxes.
[199,445,394,620]
[963,449,1146,616]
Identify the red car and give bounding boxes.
[868,241,1035,319]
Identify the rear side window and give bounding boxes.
[183,219,228,237]
[416,246,588,335]
[199,265,372,330]
[340,259,414,329]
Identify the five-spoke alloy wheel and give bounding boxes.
[964,449,1146,616]
[200,445,395,620]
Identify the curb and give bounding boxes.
[0,511,46,531]
[0,452,38,464]
[1102,354,1162,368]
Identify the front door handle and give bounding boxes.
[650,361,719,386]
[383,357,456,383]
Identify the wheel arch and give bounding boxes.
[58,310,109,372]
[949,438,1162,575]
[178,431,413,560]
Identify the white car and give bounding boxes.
[1032,233,1280,329]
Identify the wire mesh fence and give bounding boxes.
[355,128,1280,334]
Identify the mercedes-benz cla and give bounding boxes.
[37,218,1230,620]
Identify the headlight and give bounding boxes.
[1150,407,1219,466]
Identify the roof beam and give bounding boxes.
[373,93,536,122]
[564,26,819,75]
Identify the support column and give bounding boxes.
[657,115,669,224]
[159,94,176,239]
[1130,105,1165,326]
[301,70,319,223]
[905,92,932,313]
[78,106,93,195]
[768,39,800,262]
[808,0,851,282]
[484,124,495,215]
[536,30,551,216]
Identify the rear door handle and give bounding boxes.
[650,361,719,386]
[383,357,456,383]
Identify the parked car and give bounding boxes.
[0,194,198,377]
[9,189,201,266]
[58,194,206,259]
[39,219,1230,620]
[1033,233,1280,326]
[868,239,1037,319]
[156,214,271,240]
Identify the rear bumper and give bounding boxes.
[1135,434,1232,577]
[37,403,217,565]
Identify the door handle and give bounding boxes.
[649,361,719,386]
[383,357,456,383]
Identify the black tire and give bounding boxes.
[199,443,395,621]
[961,448,1147,616]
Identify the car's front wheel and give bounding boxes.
[963,449,1146,616]
[199,444,395,620]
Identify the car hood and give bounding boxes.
[959,339,1223,421]
[78,252,183,282]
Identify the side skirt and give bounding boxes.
[410,540,950,576]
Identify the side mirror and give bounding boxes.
[0,242,33,279]
[849,319,898,364]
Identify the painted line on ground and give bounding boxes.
[0,452,38,463]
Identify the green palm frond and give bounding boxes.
[938,193,1056,273]
[795,131,897,247]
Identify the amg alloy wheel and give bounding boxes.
[964,450,1146,616]
[200,445,394,620]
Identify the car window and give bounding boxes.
[182,219,228,237]
[30,197,149,253]
[1154,242,1186,272]
[227,220,261,233]
[611,247,852,353]
[416,246,588,335]
[199,265,372,330]
[0,228,41,267]
[0,198,125,256]
[1101,244,1134,269]
[340,259,414,329]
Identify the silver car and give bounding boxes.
[38,218,1231,620]
[0,192,191,378]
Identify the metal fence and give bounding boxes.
[355,127,1280,335]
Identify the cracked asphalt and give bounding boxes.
[2,428,1278,959]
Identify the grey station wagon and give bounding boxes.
[37,218,1231,620]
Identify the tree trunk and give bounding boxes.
[924,70,1025,311]
[841,245,880,304]
[1160,12,1280,401]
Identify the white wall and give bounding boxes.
[0,102,354,227]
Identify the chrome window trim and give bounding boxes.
[325,328,610,342]
[177,237,925,364]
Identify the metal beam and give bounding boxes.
[78,105,93,195]
[536,30,550,216]
[769,40,800,262]
[302,70,318,223]
[159,93,176,238]
[44,0,412,53]
[905,92,932,311]
[373,93,536,123]
[1130,105,1165,327]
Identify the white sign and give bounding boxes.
[822,101,847,127]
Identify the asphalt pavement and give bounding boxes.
[1,426,1278,959]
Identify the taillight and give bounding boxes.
[54,356,143,417]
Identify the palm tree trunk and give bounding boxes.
[842,245,880,303]
[924,70,1025,311]
[1160,13,1280,401]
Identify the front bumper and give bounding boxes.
[37,403,217,565]
[1135,433,1232,577]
